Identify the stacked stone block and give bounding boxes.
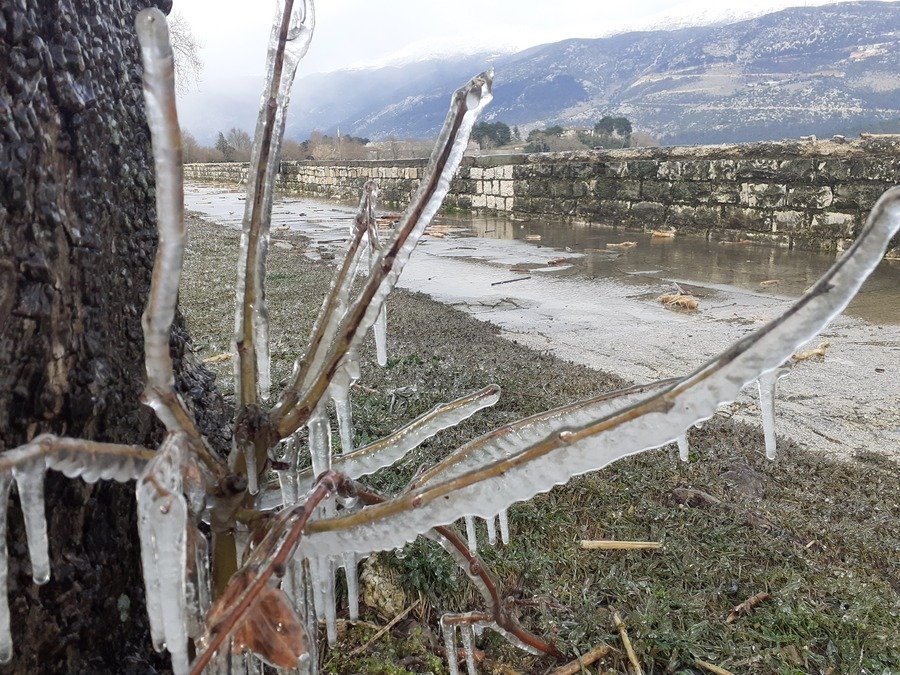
[184,137,899,251]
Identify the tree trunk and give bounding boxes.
[0,2,228,671]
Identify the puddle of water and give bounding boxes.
[435,212,900,326]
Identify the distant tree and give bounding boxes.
[168,11,203,93]
[471,121,512,149]
[593,115,632,148]
[512,125,521,141]
[215,131,235,161]
[544,125,564,137]
[225,127,252,161]
[181,130,201,164]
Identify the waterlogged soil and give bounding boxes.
[180,207,900,674]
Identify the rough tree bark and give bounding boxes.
[0,2,228,671]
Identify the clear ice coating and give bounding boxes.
[0,476,12,663]
[136,435,190,674]
[677,434,690,462]
[271,70,495,440]
[134,9,194,435]
[757,366,789,460]
[300,188,900,560]
[308,399,332,477]
[233,0,315,402]
[11,461,50,585]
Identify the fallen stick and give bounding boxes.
[695,658,735,675]
[612,612,643,675]
[580,540,662,550]
[549,644,613,674]
[347,604,414,656]
[726,591,770,624]
[491,276,531,286]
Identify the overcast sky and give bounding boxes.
[175,0,883,81]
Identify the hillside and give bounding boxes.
[284,1,899,144]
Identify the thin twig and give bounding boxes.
[347,604,414,657]
[580,540,662,550]
[695,659,736,675]
[136,7,225,477]
[270,71,493,439]
[549,644,614,675]
[613,612,643,675]
[356,490,564,659]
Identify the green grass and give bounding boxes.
[180,213,900,674]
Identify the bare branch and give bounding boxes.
[234,0,314,408]
[270,70,494,439]
[136,8,227,479]
[0,435,153,482]
[300,188,900,557]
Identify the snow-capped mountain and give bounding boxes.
[284,1,899,144]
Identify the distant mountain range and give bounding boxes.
[198,1,900,146]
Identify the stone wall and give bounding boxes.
[185,137,900,250]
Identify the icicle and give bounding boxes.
[342,552,360,621]
[329,365,356,454]
[12,461,49,585]
[308,399,332,477]
[0,475,13,663]
[233,0,315,403]
[459,624,477,675]
[301,185,900,559]
[374,302,388,367]
[301,559,317,675]
[441,618,460,675]
[464,516,478,553]
[309,555,337,645]
[484,515,497,547]
[243,442,259,496]
[136,436,189,674]
[498,509,510,545]
[757,367,787,460]
[676,434,690,462]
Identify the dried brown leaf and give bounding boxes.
[658,293,699,310]
[792,340,830,361]
[233,586,307,668]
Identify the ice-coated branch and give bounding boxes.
[357,490,563,661]
[0,435,154,482]
[136,9,227,481]
[135,9,199,438]
[407,380,675,492]
[298,181,376,380]
[234,0,315,407]
[191,471,346,674]
[270,70,494,438]
[255,385,501,511]
[300,187,900,558]
[0,435,155,663]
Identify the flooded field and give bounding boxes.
[186,184,899,459]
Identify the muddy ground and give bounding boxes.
[180,212,899,674]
